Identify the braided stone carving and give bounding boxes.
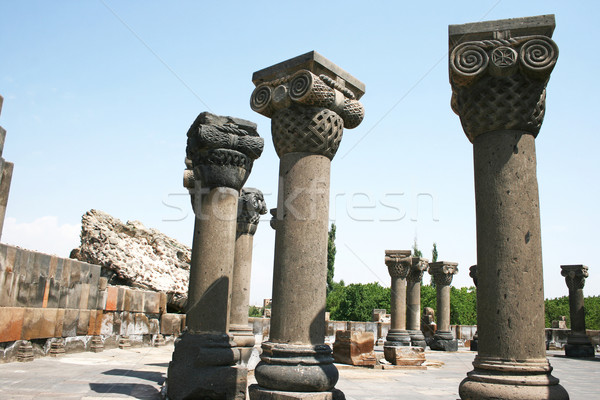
[429,262,459,287]
[561,265,588,291]
[450,36,558,142]
[186,112,264,191]
[251,68,364,160]
[385,250,412,279]
[237,187,268,235]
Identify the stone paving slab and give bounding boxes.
[0,346,597,399]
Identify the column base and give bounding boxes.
[383,345,425,366]
[407,329,426,348]
[430,331,458,352]
[385,329,411,346]
[167,332,247,400]
[565,333,595,357]
[230,324,256,366]
[254,342,339,392]
[249,384,345,400]
[459,356,569,400]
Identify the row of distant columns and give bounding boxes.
[384,252,459,357]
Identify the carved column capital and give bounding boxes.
[449,24,558,142]
[469,264,478,287]
[237,187,267,235]
[429,261,459,287]
[384,250,412,279]
[186,112,264,191]
[250,51,365,160]
[561,265,589,291]
[407,257,429,283]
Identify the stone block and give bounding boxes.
[87,310,97,335]
[144,291,161,314]
[78,283,90,309]
[372,309,387,322]
[97,289,107,310]
[159,291,167,314]
[58,259,71,309]
[87,264,100,309]
[383,345,425,366]
[149,318,160,335]
[121,311,134,335]
[332,330,376,366]
[121,287,132,311]
[77,310,90,336]
[0,270,16,307]
[134,313,150,334]
[100,312,114,335]
[54,309,65,337]
[89,310,103,336]
[0,307,25,342]
[21,308,59,340]
[130,290,145,312]
[65,260,82,309]
[346,321,367,332]
[46,277,61,309]
[62,309,79,337]
[99,276,108,291]
[161,313,184,335]
[105,286,118,311]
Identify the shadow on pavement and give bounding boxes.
[89,382,161,399]
[102,368,166,384]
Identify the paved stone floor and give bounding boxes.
[0,345,597,399]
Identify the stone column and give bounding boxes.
[230,188,267,364]
[406,257,428,348]
[0,95,14,241]
[167,112,264,400]
[384,250,412,349]
[428,261,459,351]
[469,265,479,351]
[450,15,568,399]
[249,51,365,399]
[561,265,594,357]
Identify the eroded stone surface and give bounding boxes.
[72,209,190,311]
[332,330,376,366]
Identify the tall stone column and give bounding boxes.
[230,188,267,364]
[167,112,264,400]
[450,15,568,399]
[469,265,479,351]
[428,261,459,351]
[384,250,412,349]
[406,257,428,348]
[249,51,365,399]
[561,265,594,357]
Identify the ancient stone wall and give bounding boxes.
[0,243,186,362]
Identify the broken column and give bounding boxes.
[428,261,459,351]
[406,257,428,348]
[561,265,595,357]
[450,15,568,399]
[230,187,267,364]
[0,95,14,241]
[249,51,365,399]
[167,113,264,400]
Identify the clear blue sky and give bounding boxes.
[1,1,598,305]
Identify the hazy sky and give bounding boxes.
[1,1,598,305]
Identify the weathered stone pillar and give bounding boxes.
[167,112,264,400]
[249,51,365,399]
[469,265,479,351]
[406,257,428,348]
[0,95,14,241]
[384,250,412,349]
[428,261,459,351]
[561,265,594,357]
[230,188,267,364]
[450,15,568,399]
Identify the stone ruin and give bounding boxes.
[71,209,190,312]
[0,12,590,400]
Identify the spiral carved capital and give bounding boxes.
[449,35,558,142]
[407,257,429,283]
[385,250,412,279]
[251,69,365,159]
